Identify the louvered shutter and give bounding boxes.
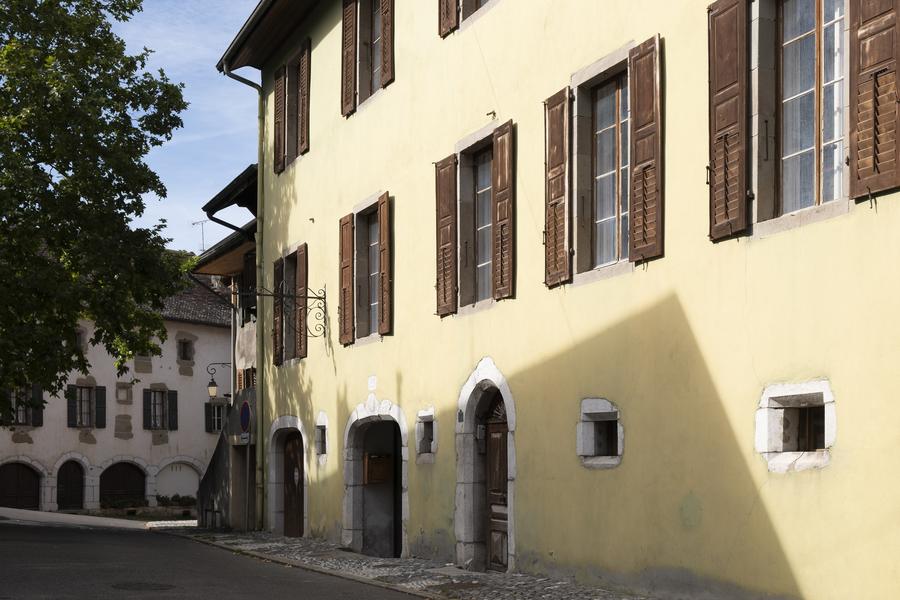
[492,121,515,300]
[94,386,106,429]
[381,0,395,87]
[298,38,311,155]
[274,66,286,173]
[167,391,178,431]
[377,192,393,334]
[204,403,213,433]
[435,154,458,316]
[850,0,900,198]
[629,36,664,261]
[341,0,358,116]
[296,243,309,358]
[708,0,749,240]
[339,214,355,345]
[67,385,77,427]
[544,88,571,286]
[439,0,459,37]
[273,258,284,366]
[30,384,43,427]
[142,389,151,429]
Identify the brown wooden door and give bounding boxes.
[283,432,304,537]
[0,463,39,510]
[57,461,84,510]
[99,463,145,507]
[485,420,508,571]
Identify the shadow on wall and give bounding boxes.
[488,293,802,600]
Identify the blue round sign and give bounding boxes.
[239,401,252,433]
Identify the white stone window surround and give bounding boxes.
[415,407,437,464]
[576,398,624,469]
[569,41,637,285]
[755,379,836,473]
[748,0,853,239]
[315,411,328,466]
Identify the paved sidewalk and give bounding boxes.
[170,529,654,600]
[0,506,146,530]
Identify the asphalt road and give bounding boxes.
[0,520,413,599]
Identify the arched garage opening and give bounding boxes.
[57,460,85,510]
[99,462,146,508]
[0,463,40,510]
[155,462,201,499]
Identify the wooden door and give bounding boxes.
[283,432,304,537]
[99,463,145,507]
[57,461,84,510]
[0,463,40,510]
[485,420,508,571]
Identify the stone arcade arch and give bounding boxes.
[98,461,147,508]
[0,455,50,511]
[267,415,309,537]
[455,357,517,572]
[342,398,409,558]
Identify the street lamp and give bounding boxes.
[206,362,231,399]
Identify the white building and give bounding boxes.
[0,275,231,512]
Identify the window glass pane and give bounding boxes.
[476,190,491,228]
[621,213,630,258]
[619,119,629,169]
[595,128,616,176]
[476,226,492,266]
[594,219,616,266]
[823,0,844,22]
[782,150,815,212]
[782,91,815,156]
[782,0,815,41]
[475,152,491,192]
[823,21,843,84]
[593,82,616,131]
[822,141,843,202]
[822,81,842,143]
[619,80,628,122]
[620,166,630,215]
[595,174,616,220]
[475,264,491,302]
[783,34,815,99]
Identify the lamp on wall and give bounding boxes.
[206,362,231,399]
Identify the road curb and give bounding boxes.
[159,530,443,600]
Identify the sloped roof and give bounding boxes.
[217,0,320,72]
[162,274,231,328]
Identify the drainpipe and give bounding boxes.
[223,62,266,532]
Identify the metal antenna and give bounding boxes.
[192,219,210,252]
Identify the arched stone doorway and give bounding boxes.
[267,416,308,537]
[99,462,146,508]
[0,462,40,510]
[57,460,85,510]
[455,357,517,572]
[342,399,409,558]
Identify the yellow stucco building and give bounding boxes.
[214,0,900,597]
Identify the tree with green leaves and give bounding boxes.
[0,0,190,420]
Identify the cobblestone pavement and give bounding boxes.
[170,529,655,600]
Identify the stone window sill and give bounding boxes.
[761,450,830,473]
[752,198,850,239]
[572,260,634,287]
[580,455,622,470]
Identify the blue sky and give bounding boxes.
[114,0,260,254]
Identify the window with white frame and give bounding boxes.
[76,386,93,428]
[778,0,845,213]
[591,74,630,267]
[473,148,493,302]
[13,387,30,426]
[149,390,166,430]
[355,207,381,338]
[211,404,224,433]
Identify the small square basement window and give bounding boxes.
[755,380,835,473]
[315,425,327,456]
[415,409,437,464]
[576,398,623,469]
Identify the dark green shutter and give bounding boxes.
[143,389,151,430]
[168,391,178,431]
[94,386,106,429]
[204,403,213,433]
[30,384,43,427]
[67,385,77,428]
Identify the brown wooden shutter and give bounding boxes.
[339,214,355,345]
[298,38,311,156]
[341,0,357,117]
[492,120,515,300]
[439,0,459,37]
[629,36,664,262]
[273,258,284,365]
[435,154,458,316]
[381,0,395,87]
[237,369,244,391]
[377,193,393,334]
[296,243,309,359]
[274,66,286,173]
[850,0,900,198]
[708,0,749,240]
[544,87,571,287]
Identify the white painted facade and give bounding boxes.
[0,318,230,511]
